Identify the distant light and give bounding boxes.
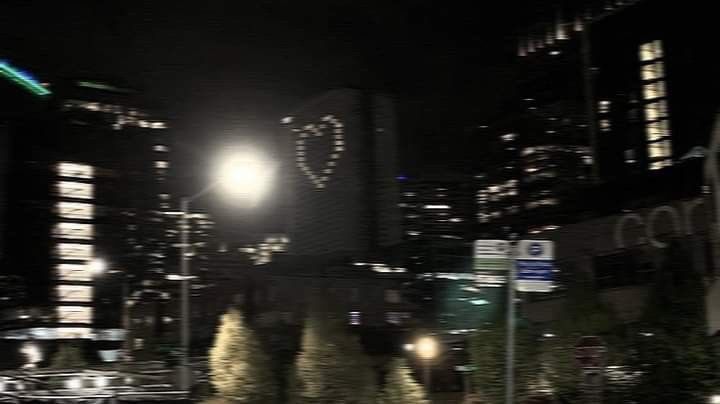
[469,299,489,306]
[166,274,197,281]
[89,258,108,276]
[423,204,450,210]
[0,60,51,96]
[549,50,561,56]
[94,375,109,388]
[76,80,131,93]
[281,116,293,124]
[543,333,556,338]
[20,342,42,367]
[396,175,408,181]
[710,395,720,404]
[403,343,415,352]
[66,377,82,390]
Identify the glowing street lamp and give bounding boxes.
[408,336,438,393]
[177,148,275,391]
[416,336,438,360]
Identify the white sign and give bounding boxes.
[474,240,511,287]
[474,240,510,258]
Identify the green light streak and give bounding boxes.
[76,80,132,93]
[0,60,51,97]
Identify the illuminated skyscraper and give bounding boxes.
[282,89,401,257]
[0,75,172,345]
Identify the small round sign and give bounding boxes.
[528,242,544,256]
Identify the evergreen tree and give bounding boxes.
[208,308,277,403]
[289,311,377,403]
[629,242,718,403]
[378,358,429,404]
[49,343,86,369]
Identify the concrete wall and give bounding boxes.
[522,197,718,332]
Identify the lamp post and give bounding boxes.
[176,149,275,392]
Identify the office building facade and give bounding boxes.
[282,89,401,257]
[0,75,173,348]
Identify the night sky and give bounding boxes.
[1,0,547,236]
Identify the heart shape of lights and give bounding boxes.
[294,115,345,189]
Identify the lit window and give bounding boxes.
[642,81,666,100]
[645,100,668,121]
[599,119,611,132]
[134,338,144,349]
[648,140,672,159]
[57,264,92,282]
[53,223,93,240]
[153,144,169,152]
[154,161,169,169]
[57,162,93,179]
[158,193,170,200]
[501,133,517,142]
[56,285,93,303]
[57,306,92,324]
[598,100,611,114]
[646,120,669,142]
[384,289,401,304]
[639,40,663,62]
[348,311,362,325]
[641,62,665,81]
[56,243,93,260]
[57,202,94,220]
[57,181,93,199]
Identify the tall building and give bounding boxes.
[591,1,719,179]
[474,101,593,235]
[0,74,172,349]
[282,89,401,257]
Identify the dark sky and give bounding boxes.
[1,0,546,235]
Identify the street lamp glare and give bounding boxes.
[416,336,438,360]
[89,258,107,276]
[215,151,274,204]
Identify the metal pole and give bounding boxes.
[423,360,431,397]
[179,197,190,392]
[122,277,130,362]
[505,237,517,404]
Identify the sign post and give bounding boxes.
[505,237,517,404]
[474,239,555,404]
[575,336,607,404]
